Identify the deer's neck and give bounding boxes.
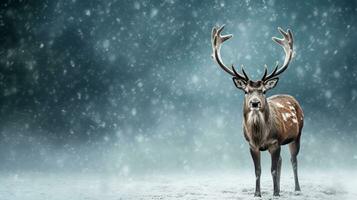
[243,101,272,147]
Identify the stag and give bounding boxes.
[211,25,303,197]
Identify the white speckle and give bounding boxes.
[215,117,224,128]
[134,2,140,10]
[137,81,143,88]
[70,60,75,67]
[135,134,144,143]
[313,9,318,16]
[102,39,110,49]
[85,9,91,16]
[39,43,44,48]
[192,75,199,84]
[352,89,357,101]
[325,90,332,99]
[296,67,304,78]
[150,8,158,18]
[333,71,340,78]
[131,108,137,116]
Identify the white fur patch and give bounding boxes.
[282,113,286,121]
[292,118,298,124]
[282,112,299,124]
[282,113,291,121]
[276,102,284,108]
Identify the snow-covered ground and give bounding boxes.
[0,170,356,200]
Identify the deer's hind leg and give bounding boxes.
[289,137,301,191]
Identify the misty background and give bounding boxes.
[0,0,356,175]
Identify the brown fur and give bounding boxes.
[268,95,303,145]
[243,94,303,150]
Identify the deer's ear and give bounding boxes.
[264,78,279,91]
[232,78,247,91]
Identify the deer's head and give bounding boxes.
[211,25,294,113]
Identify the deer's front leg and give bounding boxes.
[250,148,261,197]
[269,145,281,196]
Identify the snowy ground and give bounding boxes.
[0,170,356,200]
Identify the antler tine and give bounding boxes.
[241,65,249,80]
[232,65,249,81]
[211,25,249,81]
[262,27,294,81]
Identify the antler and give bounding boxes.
[262,27,294,81]
[211,25,249,81]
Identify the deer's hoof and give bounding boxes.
[273,192,280,196]
[254,191,261,197]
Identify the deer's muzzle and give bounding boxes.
[249,98,261,110]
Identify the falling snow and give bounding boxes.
[0,1,356,199]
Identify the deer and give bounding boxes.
[211,25,303,197]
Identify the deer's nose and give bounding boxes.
[250,99,261,108]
